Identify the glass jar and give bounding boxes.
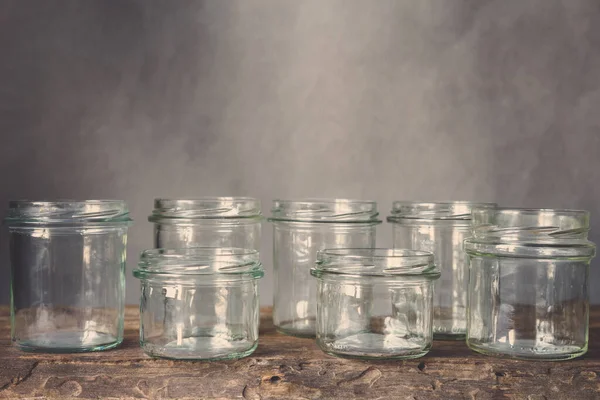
[465,208,596,360]
[133,247,264,360]
[148,197,262,250]
[5,200,131,352]
[311,248,440,359]
[387,201,496,340]
[269,199,381,337]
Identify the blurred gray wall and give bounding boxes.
[1,0,599,304]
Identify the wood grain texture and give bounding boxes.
[0,306,599,399]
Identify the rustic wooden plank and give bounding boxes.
[0,306,598,399]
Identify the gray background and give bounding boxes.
[1,0,599,305]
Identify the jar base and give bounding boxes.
[433,332,466,341]
[321,348,430,360]
[467,339,587,361]
[317,333,431,360]
[142,337,258,361]
[15,331,122,353]
[275,319,316,338]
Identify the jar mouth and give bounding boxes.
[149,197,261,221]
[471,207,591,240]
[269,198,381,223]
[466,207,596,258]
[311,248,439,278]
[4,200,131,225]
[134,247,264,279]
[387,201,496,222]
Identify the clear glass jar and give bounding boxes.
[465,208,596,360]
[148,197,262,250]
[387,201,496,340]
[311,248,440,359]
[5,200,131,352]
[269,199,381,337]
[133,248,263,360]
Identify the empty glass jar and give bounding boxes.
[5,200,131,352]
[387,201,496,340]
[465,208,596,360]
[311,248,440,359]
[270,199,381,337]
[148,197,262,250]
[133,248,263,360]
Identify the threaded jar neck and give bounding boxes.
[387,201,496,223]
[465,208,596,259]
[311,248,440,279]
[4,200,131,226]
[149,197,261,221]
[134,247,264,281]
[269,199,381,223]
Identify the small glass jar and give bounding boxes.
[133,248,263,360]
[5,200,131,352]
[269,199,381,337]
[465,208,596,360]
[387,201,496,340]
[148,197,262,250]
[311,248,440,359]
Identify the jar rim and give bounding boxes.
[388,201,496,222]
[466,207,596,258]
[312,248,440,279]
[471,207,591,238]
[4,200,131,225]
[134,247,264,279]
[269,198,381,223]
[474,207,590,218]
[149,197,261,221]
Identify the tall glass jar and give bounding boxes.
[133,248,263,360]
[5,200,131,352]
[269,199,381,337]
[148,197,262,250]
[465,208,596,360]
[311,248,440,359]
[387,201,496,340]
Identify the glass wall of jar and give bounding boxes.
[133,247,264,360]
[269,199,381,337]
[387,201,496,340]
[5,200,131,352]
[465,208,596,360]
[311,248,440,359]
[149,197,262,250]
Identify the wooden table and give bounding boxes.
[0,306,599,399]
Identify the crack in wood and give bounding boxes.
[242,384,262,400]
[337,366,382,388]
[0,360,39,392]
[468,389,480,400]
[431,379,443,390]
[251,374,321,399]
[135,379,150,398]
[54,379,83,396]
[297,362,309,371]
[16,357,154,365]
